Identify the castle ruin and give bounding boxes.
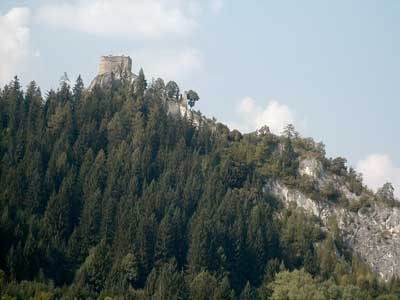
[98,55,132,76]
[89,55,136,90]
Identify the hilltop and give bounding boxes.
[0,61,399,300]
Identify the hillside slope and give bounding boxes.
[0,73,399,300]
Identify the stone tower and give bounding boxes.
[89,55,136,90]
[98,55,132,76]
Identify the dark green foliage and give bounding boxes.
[347,167,363,196]
[240,282,258,300]
[144,260,187,300]
[0,75,398,300]
[279,135,299,182]
[134,68,147,98]
[165,81,180,100]
[329,157,348,176]
[186,90,200,108]
[189,271,218,300]
[320,182,340,203]
[268,269,371,300]
[72,240,111,298]
[377,182,396,205]
[280,209,322,271]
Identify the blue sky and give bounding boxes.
[0,0,399,195]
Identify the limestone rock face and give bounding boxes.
[89,55,137,90]
[266,178,400,281]
[88,57,203,125]
[299,157,323,179]
[166,98,188,118]
[165,97,202,126]
[345,204,400,280]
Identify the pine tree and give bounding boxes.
[43,168,77,246]
[165,81,180,100]
[240,281,257,300]
[73,75,85,103]
[190,271,218,300]
[0,67,398,300]
[155,210,177,263]
[73,240,111,297]
[188,215,213,276]
[134,68,147,98]
[213,276,234,300]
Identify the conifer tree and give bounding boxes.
[135,68,147,98]
[73,75,85,103]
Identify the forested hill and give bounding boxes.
[0,74,399,300]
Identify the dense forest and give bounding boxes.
[0,72,399,300]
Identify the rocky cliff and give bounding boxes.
[87,56,400,281]
[89,56,205,125]
[265,157,400,281]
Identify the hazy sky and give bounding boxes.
[0,0,399,196]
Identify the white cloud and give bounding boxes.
[132,48,203,81]
[37,0,197,39]
[229,97,301,135]
[210,0,224,14]
[357,154,400,198]
[0,7,33,85]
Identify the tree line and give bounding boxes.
[0,74,399,300]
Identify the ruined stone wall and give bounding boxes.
[99,55,132,75]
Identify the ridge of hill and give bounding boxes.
[0,70,399,300]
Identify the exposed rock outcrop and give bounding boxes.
[164,92,202,127]
[265,159,400,281]
[85,55,400,281]
[299,157,323,178]
[89,56,202,125]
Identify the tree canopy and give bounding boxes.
[0,74,398,300]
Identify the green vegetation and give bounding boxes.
[0,74,399,299]
[185,90,200,108]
